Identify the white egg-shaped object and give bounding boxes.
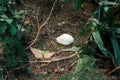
[56,34,74,45]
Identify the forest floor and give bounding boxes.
[15,0,120,80]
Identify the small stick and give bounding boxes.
[14,63,30,70]
[107,66,120,75]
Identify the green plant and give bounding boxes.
[58,55,106,80]
[0,0,29,79]
[73,0,120,70]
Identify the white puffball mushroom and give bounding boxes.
[56,34,74,45]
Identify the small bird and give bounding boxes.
[56,33,74,45]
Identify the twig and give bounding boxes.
[107,66,120,75]
[14,63,30,70]
[69,60,77,68]
[56,47,80,54]
[25,0,57,49]
[29,52,78,63]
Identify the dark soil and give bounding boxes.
[14,0,120,80]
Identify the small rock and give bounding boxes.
[56,33,74,45]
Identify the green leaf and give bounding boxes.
[10,25,17,36]
[0,0,7,4]
[16,24,21,30]
[5,19,13,24]
[13,14,23,19]
[0,26,7,34]
[0,6,7,11]
[0,14,8,19]
[104,7,109,12]
[107,8,114,26]
[92,30,113,58]
[110,32,120,66]
[72,0,84,11]
[0,22,7,34]
[13,10,25,19]
[114,28,120,34]
[0,18,13,24]
[17,10,25,14]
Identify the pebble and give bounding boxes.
[56,33,74,45]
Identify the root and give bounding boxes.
[25,0,58,49]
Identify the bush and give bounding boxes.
[0,0,29,79]
[73,0,120,68]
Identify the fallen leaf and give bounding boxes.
[30,47,44,59]
[44,52,56,59]
[30,47,56,60]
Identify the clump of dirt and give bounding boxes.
[16,0,98,80]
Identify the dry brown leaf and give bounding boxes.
[30,47,56,60]
[30,47,44,59]
[43,52,56,59]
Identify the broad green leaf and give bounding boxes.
[0,19,6,21]
[107,8,114,26]
[0,18,13,24]
[10,25,17,36]
[104,7,109,12]
[114,28,120,34]
[92,30,113,58]
[13,14,23,19]
[5,19,13,24]
[116,35,120,38]
[0,26,7,34]
[0,6,7,11]
[110,32,120,66]
[16,24,21,30]
[72,0,84,11]
[0,14,8,18]
[0,22,7,34]
[18,10,25,14]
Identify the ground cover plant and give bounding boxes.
[73,0,120,76]
[0,0,29,79]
